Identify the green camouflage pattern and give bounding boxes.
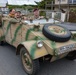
[0,16,76,61]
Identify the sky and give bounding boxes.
[0,0,41,5]
[0,0,41,3]
[0,0,7,3]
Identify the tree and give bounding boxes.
[35,0,54,9]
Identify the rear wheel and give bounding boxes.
[20,47,40,75]
[0,41,5,46]
[66,51,76,60]
[0,42,1,45]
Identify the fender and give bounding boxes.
[16,41,48,59]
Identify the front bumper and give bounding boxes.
[57,43,76,55]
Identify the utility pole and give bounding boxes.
[67,0,70,22]
[59,0,61,10]
[51,1,53,10]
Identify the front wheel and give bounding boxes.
[20,47,40,75]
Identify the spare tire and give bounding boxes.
[42,24,71,42]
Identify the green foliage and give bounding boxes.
[25,6,34,11]
[40,11,46,16]
[7,5,34,10]
[68,8,76,23]
[7,0,54,10]
[70,8,76,12]
[35,0,54,9]
[7,5,26,9]
[35,1,45,9]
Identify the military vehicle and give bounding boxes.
[0,15,76,75]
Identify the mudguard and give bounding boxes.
[16,41,48,59]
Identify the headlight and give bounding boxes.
[36,40,43,48]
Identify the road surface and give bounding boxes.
[0,44,76,75]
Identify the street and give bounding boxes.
[0,44,76,75]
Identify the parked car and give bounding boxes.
[0,16,76,75]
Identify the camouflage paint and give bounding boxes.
[33,36,46,40]
[1,17,76,63]
[51,41,59,59]
[5,22,11,36]
[25,28,42,41]
[30,42,37,59]
[0,21,11,42]
[25,28,34,41]
[71,33,76,41]
[11,24,22,44]
[72,39,76,41]
[0,36,5,41]
[61,29,66,33]
[2,20,4,27]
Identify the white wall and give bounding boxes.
[55,0,68,4]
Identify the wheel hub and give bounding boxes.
[22,53,32,70]
[48,26,67,35]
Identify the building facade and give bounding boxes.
[55,0,68,4]
[55,0,76,11]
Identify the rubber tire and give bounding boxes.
[20,47,40,75]
[66,51,76,60]
[0,41,4,46]
[0,42,1,45]
[42,24,71,42]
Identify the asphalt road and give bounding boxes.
[0,44,76,75]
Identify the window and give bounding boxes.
[62,0,66,2]
[73,0,76,4]
[58,0,66,2]
[69,0,76,4]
